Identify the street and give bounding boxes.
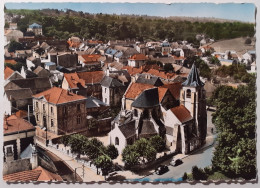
[139,110,217,181]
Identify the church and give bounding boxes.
[109,64,207,154]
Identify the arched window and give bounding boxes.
[115,137,119,145]
[186,89,191,98]
[134,109,138,117]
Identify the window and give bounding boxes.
[36,113,39,121]
[134,109,138,117]
[50,107,53,114]
[51,119,54,127]
[77,115,81,125]
[186,89,191,98]
[36,101,38,108]
[115,137,119,145]
[105,88,107,93]
[43,104,45,112]
[5,145,13,157]
[77,104,80,112]
[105,98,107,104]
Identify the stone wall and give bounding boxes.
[3,158,31,175]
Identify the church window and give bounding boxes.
[134,109,138,117]
[186,89,191,98]
[115,137,119,145]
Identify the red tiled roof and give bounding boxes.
[125,82,154,99]
[158,87,168,102]
[3,166,62,182]
[161,82,182,100]
[78,71,105,84]
[4,66,14,80]
[88,40,103,44]
[81,54,101,64]
[5,59,17,65]
[170,105,192,123]
[4,114,35,135]
[122,66,143,76]
[33,87,86,104]
[147,69,176,80]
[172,55,186,60]
[129,54,148,60]
[141,64,161,72]
[15,110,28,118]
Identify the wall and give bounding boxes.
[57,54,78,68]
[3,158,31,175]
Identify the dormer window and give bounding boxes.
[186,89,191,98]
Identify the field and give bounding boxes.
[210,37,255,56]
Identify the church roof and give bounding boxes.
[131,88,159,108]
[182,63,204,87]
[118,121,136,139]
[101,76,124,88]
[139,119,157,136]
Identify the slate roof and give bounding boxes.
[24,70,38,78]
[101,76,124,88]
[29,23,42,28]
[132,88,159,108]
[20,144,34,159]
[139,119,157,135]
[33,66,50,76]
[86,96,108,108]
[5,77,52,94]
[5,88,33,101]
[3,166,62,182]
[118,121,136,138]
[105,48,118,56]
[33,87,86,104]
[170,105,193,123]
[4,115,35,135]
[182,63,204,87]
[136,74,164,86]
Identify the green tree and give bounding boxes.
[192,166,207,180]
[68,134,88,157]
[94,155,112,177]
[85,138,105,160]
[182,172,188,181]
[8,40,24,52]
[148,135,165,152]
[122,145,140,167]
[105,145,119,160]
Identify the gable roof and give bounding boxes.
[101,76,124,88]
[170,105,193,123]
[3,166,62,182]
[136,74,164,86]
[5,59,17,65]
[132,88,159,108]
[78,71,105,85]
[147,69,176,80]
[125,82,154,99]
[33,66,50,77]
[33,87,86,104]
[122,66,143,76]
[139,119,157,136]
[129,54,148,61]
[118,121,136,139]
[4,67,15,80]
[4,114,35,135]
[5,88,33,101]
[80,54,102,64]
[86,96,108,108]
[182,63,204,87]
[15,110,28,118]
[158,87,169,102]
[161,82,182,100]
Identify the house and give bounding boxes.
[109,64,207,155]
[136,44,148,55]
[4,77,52,95]
[26,56,41,70]
[67,36,82,50]
[135,74,164,87]
[101,76,126,106]
[15,50,33,59]
[78,54,105,70]
[242,50,256,64]
[33,66,51,78]
[4,29,23,45]
[3,166,62,182]
[113,47,139,64]
[33,87,88,135]
[4,67,14,80]
[85,96,109,116]
[3,114,35,162]
[21,66,38,78]
[4,88,33,113]
[57,53,78,68]
[128,54,148,68]
[250,61,256,73]
[161,40,171,56]
[44,62,56,71]
[105,48,118,59]
[62,71,105,99]
[27,23,43,35]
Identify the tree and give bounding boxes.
[149,135,165,152]
[182,172,188,180]
[8,40,24,52]
[105,145,119,160]
[192,166,207,180]
[85,138,105,160]
[4,62,23,72]
[143,146,157,162]
[245,38,252,45]
[94,155,112,177]
[209,56,220,66]
[68,134,88,157]
[122,145,140,167]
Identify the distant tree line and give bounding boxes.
[5,9,255,42]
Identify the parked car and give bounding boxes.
[170,159,183,166]
[155,165,169,175]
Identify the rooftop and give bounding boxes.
[4,67,14,80]
[182,63,204,87]
[170,105,193,123]
[125,82,154,100]
[33,87,86,104]
[132,88,159,108]
[129,54,148,61]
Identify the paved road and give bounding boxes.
[142,111,217,181]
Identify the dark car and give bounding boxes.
[155,165,169,175]
[170,159,183,166]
